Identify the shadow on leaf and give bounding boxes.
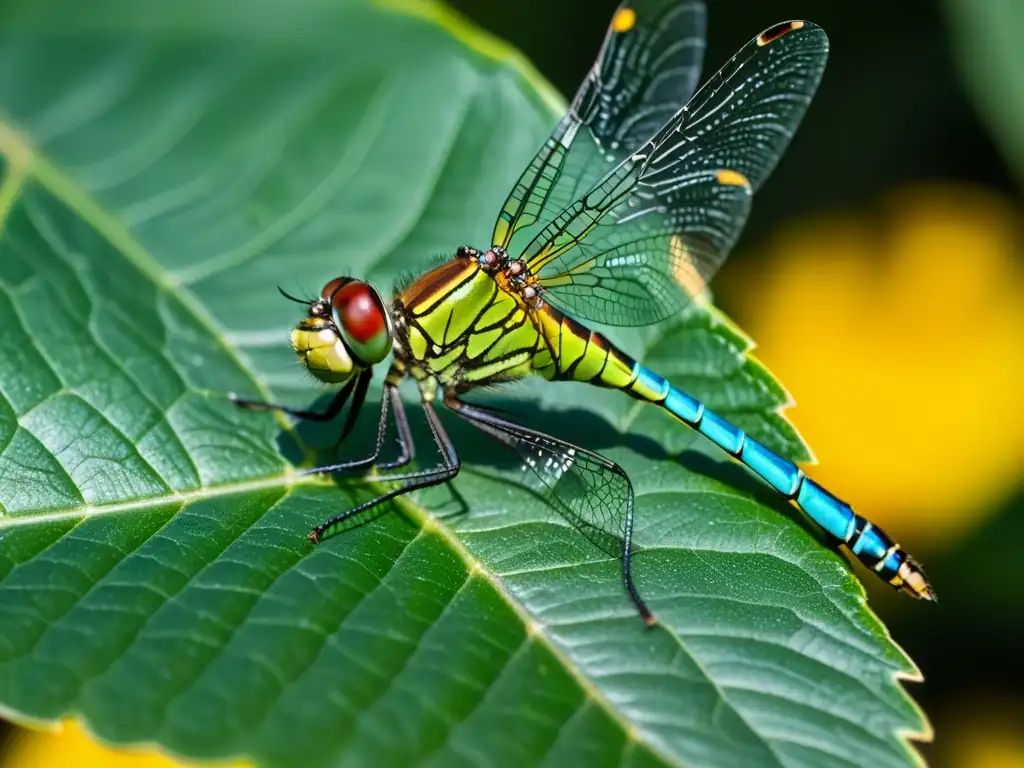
[265,386,825,549]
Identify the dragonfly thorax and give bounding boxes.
[456,244,509,274]
[456,245,542,305]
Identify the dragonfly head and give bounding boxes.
[286,278,393,384]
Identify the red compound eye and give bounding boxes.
[333,282,385,343]
[321,277,350,302]
[324,279,392,364]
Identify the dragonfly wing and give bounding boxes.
[492,0,706,251]
[532,168,752,326]
[454,403,632,561]
[644,20,830,194]
[528,21,828,326]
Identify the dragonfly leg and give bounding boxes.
[233,371,413,472]
[308,398,459,543]
[312,383,415,473]
[330,370,372,449]
[230,375,359,422]
[378,386,416,470]
[446,396,655,628]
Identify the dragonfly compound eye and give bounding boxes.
[329,279,394,365]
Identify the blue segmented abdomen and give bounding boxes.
[627,363,935,600]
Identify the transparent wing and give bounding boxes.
[529,168,752,326]
[455,405,633,561]
[492,0,706,251]
[527,21,828,326]
[640,19,829,194]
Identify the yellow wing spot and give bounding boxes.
[611,7,637,33]
[670,234,706,297]
[758,20,805,46]
[716,169,750,188]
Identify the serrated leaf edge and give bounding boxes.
[703,302,817,465]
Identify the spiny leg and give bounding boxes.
[232,371,413,472]
[313,383,415,473]
[331,368,372,449]
[308,398,460,543]
[384,385,416,470]
[230,374,358,422]
[446,396,654,627]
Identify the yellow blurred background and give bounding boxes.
[2,721,245,768]
[727,183,1024,549]
[724,183,1024,768]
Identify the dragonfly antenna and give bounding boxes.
[277,286,312,305]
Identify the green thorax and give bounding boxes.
[391,257,540,390]
[390,254,639,395]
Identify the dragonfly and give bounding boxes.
[234,0,935,625]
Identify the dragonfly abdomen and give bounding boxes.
[532,305,640,385]
[626,362,936,601]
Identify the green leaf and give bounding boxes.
[0,0,927,766]
[943,0,1024,187]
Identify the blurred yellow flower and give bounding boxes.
[1,720,250,768]
[941,697,1024,768]
[725,184,1024,550]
